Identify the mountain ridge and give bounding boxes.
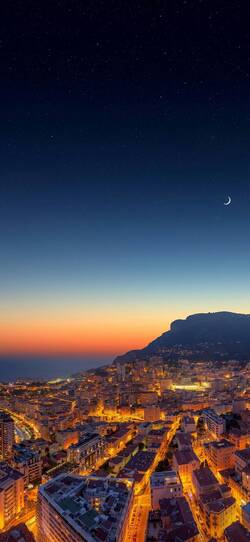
[114,311,250,364]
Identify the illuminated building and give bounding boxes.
[37,473,133,542]
[220,469,249,505]
[242,464,250,492]
[67,433,105,470]
[147,426,169,447]
[0,463,24,529]
[182,415,196,434]
[55,428,79,449]
[124,450,156,474]
[0,412,15,460]
[148,496,199,542]
[143,406,161,421]
[235,447,250,474]
[159,378,172,394]
[138,391,158,405]
[207,439,235,471]
[175,431,192,450]
[205,496,237,538]
[119,450,157,493]
[117,362,126,382]
[12,448,42,487]
[192,466,219,499]
[199,482,232,513]
[202,409,225,438]
[181,400,211,412]
[150,470,182,508]
[109,454,127,474]
[173,449,200,485]
[105,424,134,455]
[227,428,250,450]
[109,442,138,474]
[20,438,49,457]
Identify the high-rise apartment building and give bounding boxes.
[0,463,24,529]
[0,412,15,460]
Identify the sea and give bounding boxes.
[0,356,112,382]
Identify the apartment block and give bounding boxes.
[150,470,182,509]
[37,473,133,542]
[0,463,24,529]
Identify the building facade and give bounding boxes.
[202,409,225,438]
[150,470,182,509]
[0,463,24,529]
[0,412,15,460]
[67,433,105,470]
[207,439,235,471]
[37,473,133,542]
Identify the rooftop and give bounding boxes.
[0,463,23,487]
[235,447,250,461]
[69,432,100,450]
[192,467,218,487]
[182,416,195,424]
[174,449,199,466]
[126,451,156,472]
[13,449,41,463]
[224,521,250,542]
[210,439,234,450]
[151,470,180,488]
[176,432,192,445]
[203,409,224,423]
[159,497,194,526]
[206,496,235,514]
[162,522,199,542]
[39,473,131,542]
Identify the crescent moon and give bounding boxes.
[224,196,231,206]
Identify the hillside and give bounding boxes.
[114,311,250,363]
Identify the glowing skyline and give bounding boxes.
[2,288,250,356]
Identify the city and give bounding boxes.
[1,1,250,541]
[0,355,249,541]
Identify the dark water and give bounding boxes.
[0,356,112,381]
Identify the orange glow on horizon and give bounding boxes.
[1,300,247,357]
[0,311,172,356]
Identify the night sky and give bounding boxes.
[1,2,250,367]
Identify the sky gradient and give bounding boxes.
[1,3,250,363]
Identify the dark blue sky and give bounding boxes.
[0,1,250,363]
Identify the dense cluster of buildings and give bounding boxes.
[0,356,249,540]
